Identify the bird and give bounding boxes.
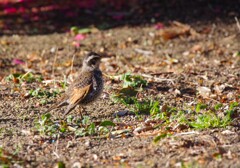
[47,52,104,118]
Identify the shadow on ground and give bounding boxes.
[0,0,240,35]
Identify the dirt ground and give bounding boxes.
[0,1,240,168]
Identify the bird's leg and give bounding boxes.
[79,106,84,120]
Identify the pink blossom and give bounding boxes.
[74,34,86,41]
[4,7,17,14]
[155,23,165,30]
[12,59,25,65]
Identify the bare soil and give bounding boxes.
[0,1,240,168]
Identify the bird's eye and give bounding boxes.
[91,59,96,65]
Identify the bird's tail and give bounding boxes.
[44,101,68,114]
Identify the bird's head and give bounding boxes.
[82,52,102,72]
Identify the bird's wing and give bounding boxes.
[68,84,92,105]
[46,71,92,113]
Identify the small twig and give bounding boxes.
[134,48,153,56]
[104,73,175,85]
[53,135,60,158]
[51,47,58,86]
[70,54,76,75]
[174,131,199,136]
[141,73,175,84]
[21,71,31,79]
[39,49,46,74]
[204,97,221,104]
[42,79,69,85]
[235,17,240,33]
[210,23,216,36]
[150,72,174,75]
[68,54,76,82]
[53,151,60,159]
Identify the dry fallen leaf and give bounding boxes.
[158,21,200,40]
[197,86,211,98]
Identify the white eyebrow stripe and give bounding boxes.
[86,55,100,62]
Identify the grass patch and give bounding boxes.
[5,72,43,84]
[190,112,229,129]
[112,73,239,130]
[158,102,238,129]
[120,72,147,88]
[28,88,60,98]
[34,114,115,138]
[132,98,160,115]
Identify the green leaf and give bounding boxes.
[229,102,238,110]
[78,28,91,34]
[88,123,96,135]
[214,104,223,111]
[75,128,86,137]
[150,101,160,115]
[119,87,138,96]
[153,133,170,143]
[120,73,147,88]
[42,113,51,121]
[70,26,79,34]
[57,161,65,168]
[66,115,73,123]
[82,116,91,125]
[196,103,207,113]
[100,120,115,127]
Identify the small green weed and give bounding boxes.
[111,87,138,105]
[181,161,200,168]
[56,161,66,168]
[112,73,157,115]
[112,73,239,131]
[59,76,68,90]
[195,103,207,113]
[74,116,96,137]
[35,114,115,138]
[35,113,60,137]
[132,99,160,115]
[234,51,240,57]
[189,102,238,129]
[169,110,188,124]
[153,133,171,143]
[28,88,60,98]
[70,26,92,35]
[214,103,223,111]
[5,72,43,84]
[190,112,224,129]
[112,94,160,116]
[120,73,147,88]
[74,116,115,137]
[152,102,237,138]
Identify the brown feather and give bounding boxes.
[69,84,92,105]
